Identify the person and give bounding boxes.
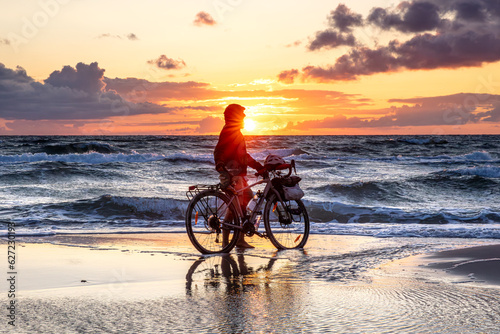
[214,104,263,248]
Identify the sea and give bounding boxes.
[1,135,499,238]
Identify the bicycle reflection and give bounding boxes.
[184,251,310,332]
[185,253,279,295]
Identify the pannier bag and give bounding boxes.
[283,184,304,200]
[272,176,304,201]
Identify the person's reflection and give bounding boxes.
[185,253,254,295]
[185,251,308,332]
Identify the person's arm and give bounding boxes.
[246,153,263,171]
[214,139,226,172]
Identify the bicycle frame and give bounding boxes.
[222,175,285,233]
[185,159,309,253]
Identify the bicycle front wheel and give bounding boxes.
[263,194,309,249]
[186,190,241,254]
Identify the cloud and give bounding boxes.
[127,33,139,41]
[97,33,139,40]
[308,31,356,51]
[328,4,363,32]
[277,69,299,84]
[103,77,214,102]
[281,0,500,83]
[104,76,369,112]
[193,11,216,26]
[286,40,302,48]
[147,55,186,70]
[0,62,173,121]
[477,105,500,122]
[286,93,500,130]
[367,2,442,33]
[45,62,106,94]
[195,116,224,133]
[307,4,362,51]
[1,38,10,45]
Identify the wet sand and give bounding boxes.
[2,233,500,333]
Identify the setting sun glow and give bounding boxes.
[244,119,257,132]
[0,1,499,135]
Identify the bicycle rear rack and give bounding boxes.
[186,184,220,201]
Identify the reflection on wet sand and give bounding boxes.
[182,246,500,333]
[186,253,278,295]
[185,252,312,333]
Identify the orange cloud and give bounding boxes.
[193,11,216,26]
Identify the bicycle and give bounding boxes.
[185,160,310,254]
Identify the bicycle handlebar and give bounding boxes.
[220,159,296,179]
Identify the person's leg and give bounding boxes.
[222,209,233,247]
[234,177,254,248]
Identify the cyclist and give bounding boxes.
[214,104,264,248]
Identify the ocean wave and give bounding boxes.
[281,149,498,165]
[397,137,448,145]
[304,200,500,225]
[108,195,187,219]
[41,142,124,155]
[311,181,408,203]
[2,196,500,238]
[4,198,500,238]
[445,166,500,178]
[0,152,214,165]
[0,162,122,182]
[252,148,310,161]
[311,221,500,239]
[3,195,188,225]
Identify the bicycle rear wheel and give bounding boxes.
[186,190,240,254]
[263,194,309,249]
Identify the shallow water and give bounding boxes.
[5,235,500,333]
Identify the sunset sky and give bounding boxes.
[1,0,500,135]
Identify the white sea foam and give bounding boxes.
[447,166,500,178]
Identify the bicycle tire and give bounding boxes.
[263,194,309,249]
[186,190,241,254]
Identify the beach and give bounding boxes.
[2,233,500,333]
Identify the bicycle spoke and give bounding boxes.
[186,190,240,254]
[264,197,309,249]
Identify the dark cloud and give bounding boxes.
[147,55,186,70]
[193,11,216,26]
[1,38,10,45]
[0,62,173,121]
[282,0,500,82]
[302,46,398,81]
[477,105,500,122]
[329,4,363,32]
[0,64,33,89]
[307,4,361,51]
[454,1,487,21]
[437,0,500,22]
[45,62,105,94]
[368,2,442,33]
[308,30,356,51]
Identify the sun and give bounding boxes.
[244,119,257,132]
